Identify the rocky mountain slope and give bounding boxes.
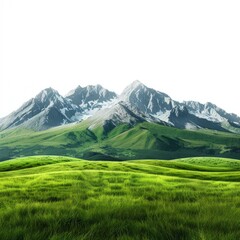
[0,88,82,131]
[66,84,117,117]
[119,80,177,115]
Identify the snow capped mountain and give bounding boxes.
[119,80,177,115]
[184,101,240,124]
[66,84,117,117]
[0,80,239,133]
[0,88,82,131]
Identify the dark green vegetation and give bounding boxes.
[0,121,240,161]
[1,156,240,239]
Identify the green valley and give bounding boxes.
[1,122,240,161]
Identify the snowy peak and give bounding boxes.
[0,88,82,131]
[119,80,175,115]
[66,84,117,114]
[65,85,82,97]
[86,84,104,92]
[35,88,64,107]
[183,100,240,124]
[66,84,117,105]
[124,80,145,91]
[119,80,147,101]
[205,102,217,109]
[36,87,58,97]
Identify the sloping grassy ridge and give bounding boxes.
[1,122,240,161]
[1,156,240,239]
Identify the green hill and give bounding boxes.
[0,121,240,161]
[1,156,240,239]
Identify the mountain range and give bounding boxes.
[0,80,240,133]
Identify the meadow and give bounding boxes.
[0,156,240,239]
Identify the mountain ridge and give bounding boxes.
[0,88,82,131]
[0,81,239,133]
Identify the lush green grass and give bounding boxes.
[0,122,240,161]
[176,157,240,169]
[1,156,240,239]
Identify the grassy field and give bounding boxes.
[1,156,240,239]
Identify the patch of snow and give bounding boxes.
[61,119,68,125]
[164,97,171,105]
[56,95,64,104]
[157,110,171,123]
[49,100,54,108]
[147,94,153,112]
[41,90,47,102]
[60,107,67,117]
[80,98,117,113]
[185,123,198,130]
[152,111,164,118]
[65,88,77,97]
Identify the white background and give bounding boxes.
[1,0,240,117]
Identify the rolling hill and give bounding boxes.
[0,121,240,161]
[1,155,240,239]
